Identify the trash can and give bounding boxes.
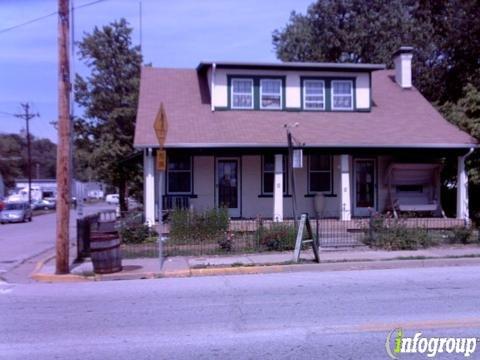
[90,231,122,274]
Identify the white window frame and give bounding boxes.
[167,155,192,195]
[231,78,254,109]
[303,79,325,110]
[260,79,282,110]
[331,80,354,111]
[308,154,332,193]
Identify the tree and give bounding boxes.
[272,0,480,104]
[441,84,480,183]
[74,19,143,212]
[0,133,57,189]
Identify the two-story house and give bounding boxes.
[134,47,477,226]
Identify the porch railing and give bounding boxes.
[162,195,190,210]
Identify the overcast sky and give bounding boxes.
[0,0,312,142]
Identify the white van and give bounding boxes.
[105,194,119,204]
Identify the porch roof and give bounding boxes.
[134,67,478,149]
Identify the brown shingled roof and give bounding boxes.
[134,67,477,149]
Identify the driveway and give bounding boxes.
[0,202,115,279]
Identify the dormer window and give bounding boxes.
[303,80,325,110]
[331,80,353,110]
[260,79,282,110]
[231,78,254,109]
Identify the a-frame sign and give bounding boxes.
[293,213,320,263]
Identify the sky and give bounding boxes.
[0,0,312,142]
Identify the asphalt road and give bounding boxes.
[0,202,115,278]
[1,266,480,359]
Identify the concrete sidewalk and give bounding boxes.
[31,244,480,283]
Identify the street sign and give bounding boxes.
[156,150,166,171]
[154,103,168,147]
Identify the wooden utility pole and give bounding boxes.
[56,0,71,274]
[14,103,39,207]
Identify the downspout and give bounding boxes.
[211,62,216,112]
[463,147,475,161]
[459,147,475,224]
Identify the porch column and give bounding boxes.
[456,155,469,221]
[273,154,283,222]
[144,148,155,225]
[340,154,352,221]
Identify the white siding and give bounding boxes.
[213,68,371,110]
[189,154,341,219]
[190,156,215,211]
[376,155,392,212]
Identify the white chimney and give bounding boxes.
[393,46,413,88]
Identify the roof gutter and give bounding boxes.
[134,143,479,149]
[210,62,216,112]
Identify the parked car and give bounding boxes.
[0,202,33,224]
[105,194,119,205]
[44,196,56,205]
[128,197,140,209]
[0,197,4,211]
[31,199,56,210]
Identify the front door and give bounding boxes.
[354,159,376,217]
[216,158,240,217]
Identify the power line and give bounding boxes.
[0,111,15,116]
[0,0,109,35]
[0,10,58,35]
[75,0,108,10]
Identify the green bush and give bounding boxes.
[364,215,434,250]
[169,208,229,244]
[119,224,158,244]
[218,231,234,252]
[257,223,296,251]
[448,226,474,244]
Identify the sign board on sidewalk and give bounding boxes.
[293,213,320,263]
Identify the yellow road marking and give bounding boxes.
[358,318,480,332]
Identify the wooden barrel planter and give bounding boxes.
[97,220,116,232]
[90,231,122,274]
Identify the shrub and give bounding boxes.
[169,208,229,244]
[257,223,296,251]
[448,226,474,244]
[218,231,234,252]
[119,224,158,244]
[116,211,157,244]
[364,215,434,250]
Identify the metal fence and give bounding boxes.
[161,215,475,257]
[78,209,476,259]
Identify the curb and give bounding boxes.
[30,253,93,283]
[30,256,480,283]
[182,257,480,278]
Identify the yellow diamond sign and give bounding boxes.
[154,103,168,147]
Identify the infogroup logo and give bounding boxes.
[385,328,478,358]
